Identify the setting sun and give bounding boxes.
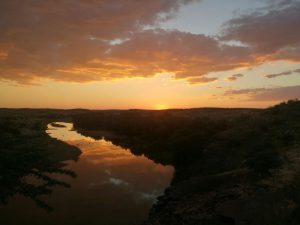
[1,1,300,224]
[154,104,169,110]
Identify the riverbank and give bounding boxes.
[0,110,82,211]
[73,100,300,225]
[1,101,300,224]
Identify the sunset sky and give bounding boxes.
[1,0,300,109]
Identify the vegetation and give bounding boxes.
[73,100,300,225]
[0,110,81,211]
[73,108,259,166]
[1,101,300,224]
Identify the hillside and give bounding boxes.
[73,100,300,225]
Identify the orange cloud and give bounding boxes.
[108,30,254,79]
[0,51,8,60]
[1,0,300,85]
[0,0,200,84]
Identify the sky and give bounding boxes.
[0,0,300,109]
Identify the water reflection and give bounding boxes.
[0,120,79,213]
[0,122,173,225]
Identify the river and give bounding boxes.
[0,122,173,225]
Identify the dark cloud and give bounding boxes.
[225,85,300,101]
[187,76,218,84]
[221,1,300,62]
[226,73,244,81]
[294,68,300,73]
[264,70,292,78]
[264,68,300,78]
[225,88,266,96]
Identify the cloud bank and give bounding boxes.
[0,0,300,84]
[221,1,300,62]
[225,85,300,101]
[0,0,200,83]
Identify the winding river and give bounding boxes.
[0,122,173,225]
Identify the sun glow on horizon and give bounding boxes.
[0,1,299,109]
[154,104,169,110]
